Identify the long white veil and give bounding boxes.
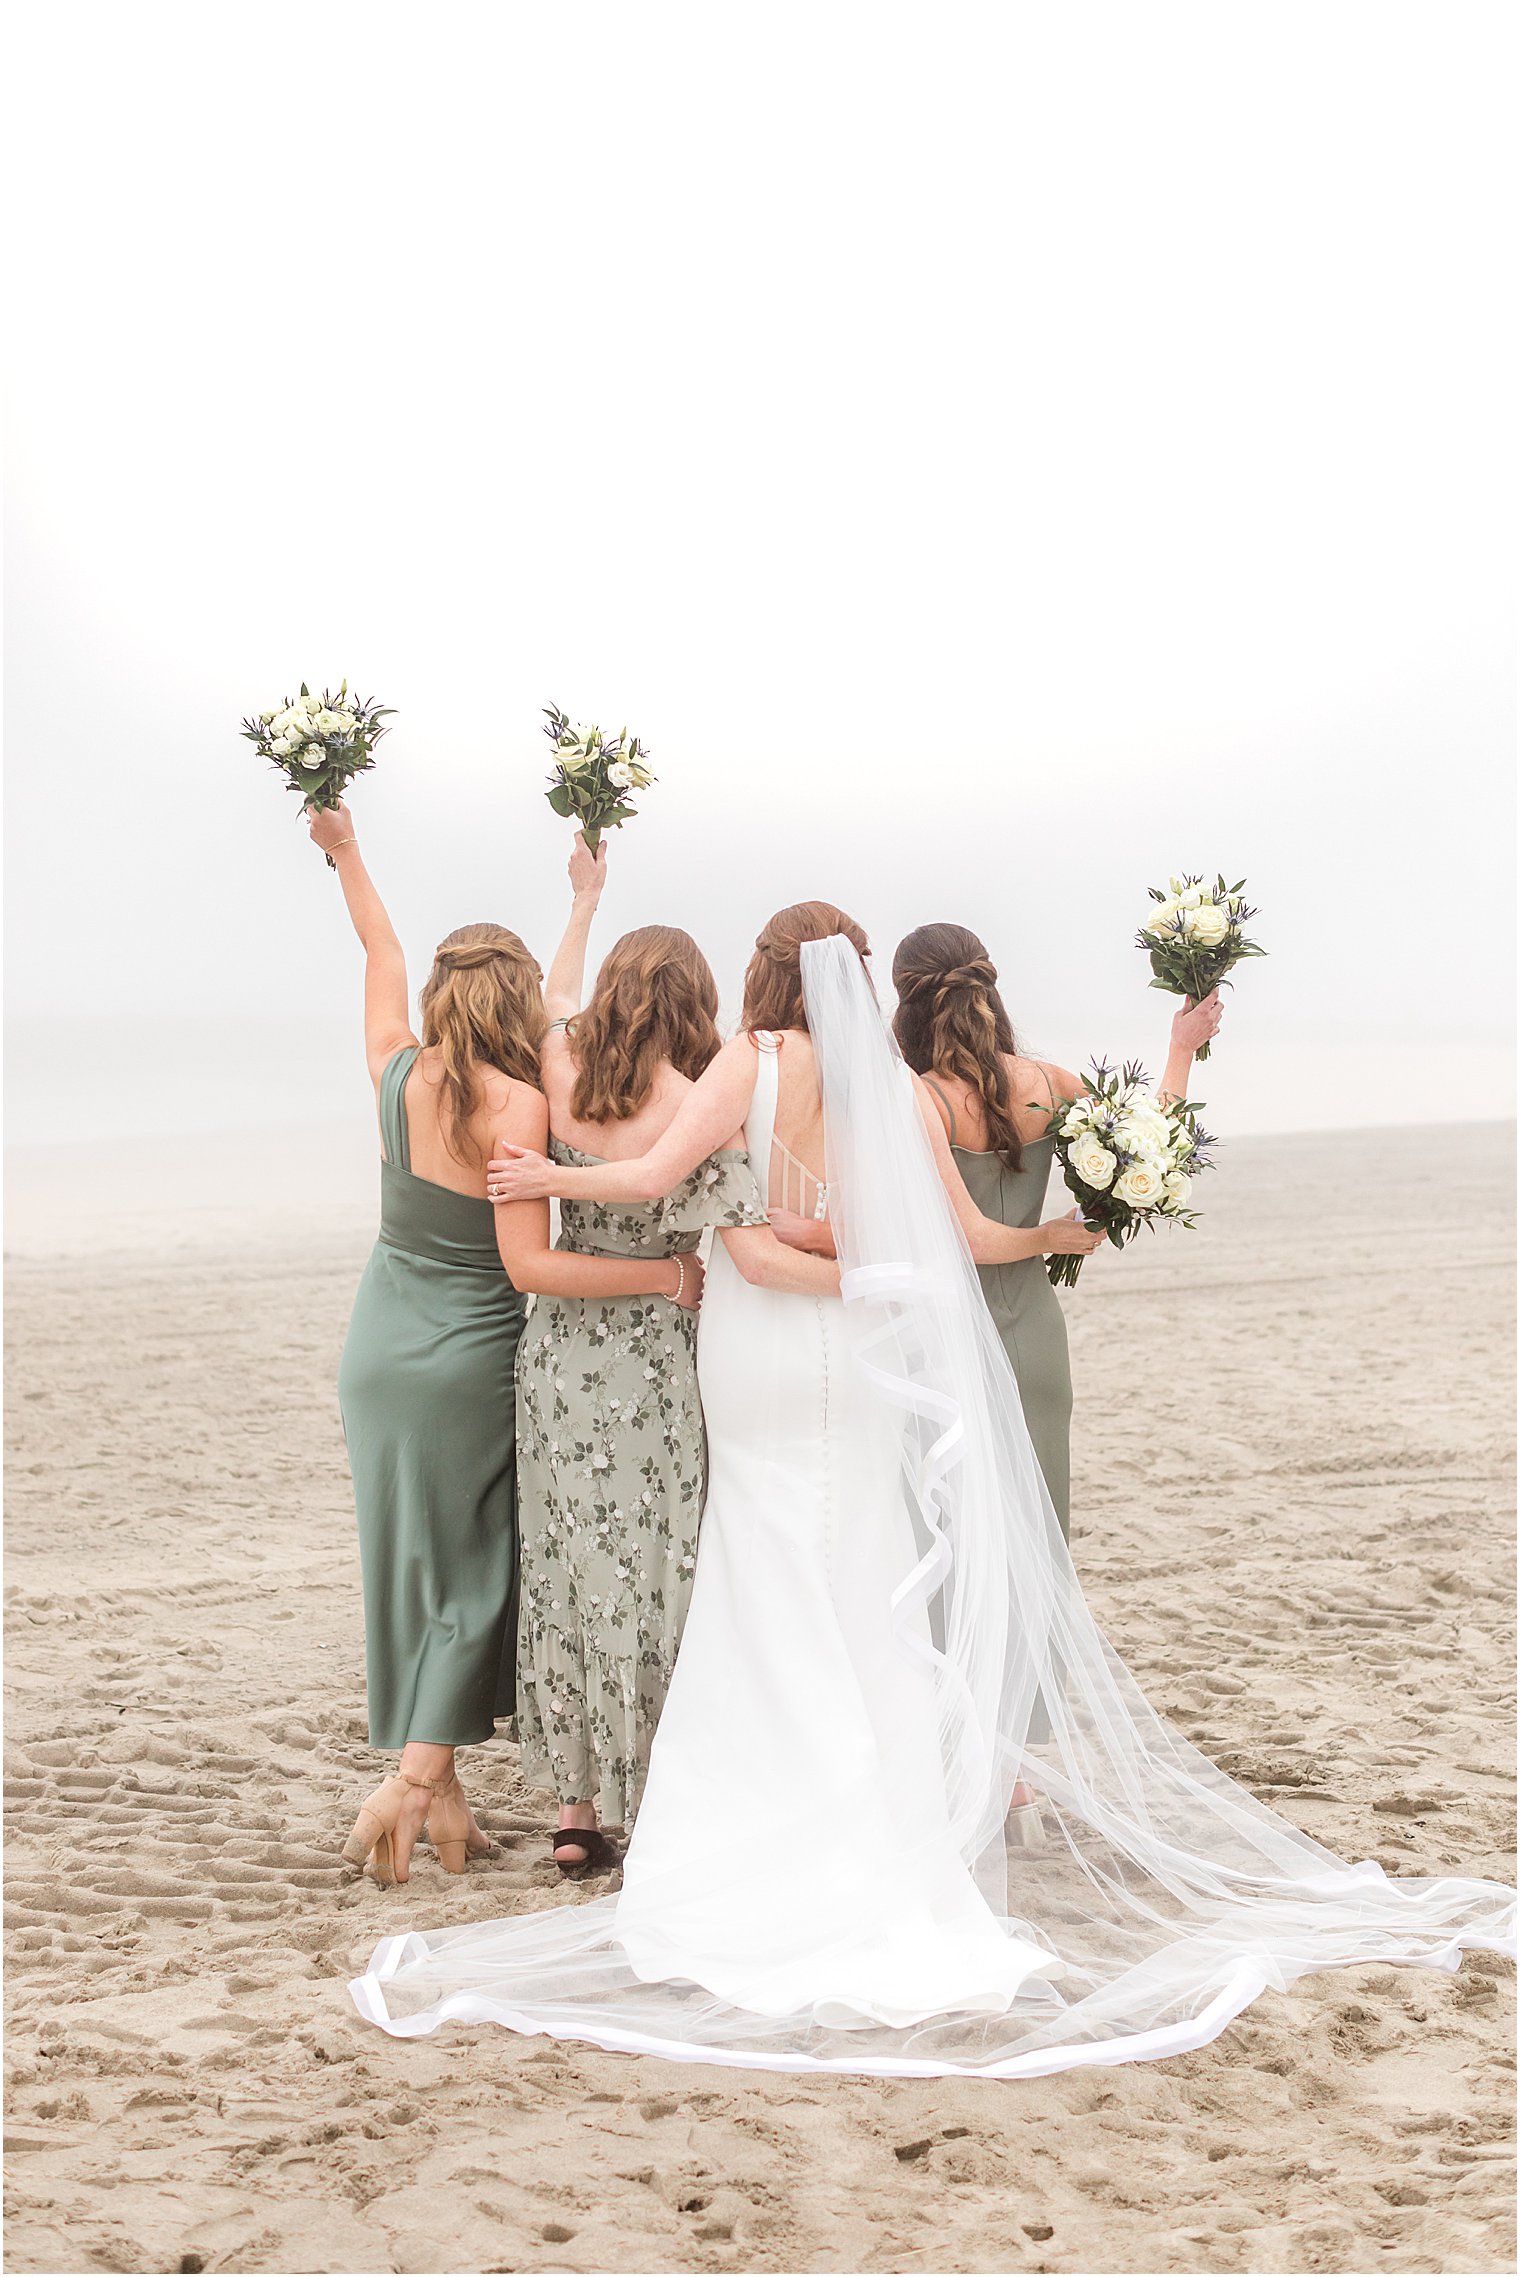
[350,938,1512,2076]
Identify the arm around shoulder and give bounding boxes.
[490,1083,693,1304]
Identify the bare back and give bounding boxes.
[541,1031,717,1165]
[764,1030,830,1216]
[396,1047,526,1197]
[922,1054,1069,1154]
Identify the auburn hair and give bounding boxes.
[417,923,547,1166]
[740,901,871,1034]
[567,925,722,1123]
[891,922,1025,1170]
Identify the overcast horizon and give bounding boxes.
[5,4,1514,1162]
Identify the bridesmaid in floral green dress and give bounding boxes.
[493,839,842,1872]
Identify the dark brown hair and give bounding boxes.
[891,922,1025,1169]
[740,902,871,1034]
[567,925,722,1123]
[418,924,547,1165]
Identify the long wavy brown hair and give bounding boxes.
[567,925,722,1123]
[740,902,871,1034]
[417,923,547,1166]
[891,922,1025,1169]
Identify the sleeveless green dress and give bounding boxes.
[928,1083,1072,1544]
[337,1046,527,1749]
[932,1085,1073,1753]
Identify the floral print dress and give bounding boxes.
[514,1142,768,1827]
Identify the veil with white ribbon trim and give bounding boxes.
[348,936,1512,2077]
[800,931,1512,2062]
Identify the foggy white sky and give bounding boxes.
[5,2,1515,1149]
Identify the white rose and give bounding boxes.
[259,706,281,725]
[336,711,357,736]
[1184,900,1230,947]
[1178,885,1203,909]
[1113,1160,1166,1209]
[1115,1116,1168,1161]
[607,760,634,788]
[1069,1135,1117,1191]
[1144,899,1183,936]
[1059,1106,1087,1138]
[301,693,322,715]
[270,736,292,757]
[1162,1170,1192,1211]
[314,709,343,736]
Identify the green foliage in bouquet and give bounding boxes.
[543,705,655,850]
[241,682,394,864]
[1137,873,1266,1059]
[1046,1059,1215,1288]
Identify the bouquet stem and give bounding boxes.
[579,825,602,853]
[1047,1252,1086,1290]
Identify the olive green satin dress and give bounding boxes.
[337,1046,527,1749]
[932,1085,1073,1753]
[928,1084,1073,1543]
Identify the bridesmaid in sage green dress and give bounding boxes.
[308,805,704,1889]
[890,921,1221,1765]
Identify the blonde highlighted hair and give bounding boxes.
[417,924,546,1165]
[891,922,1025,1170]
[567,926,721,1124]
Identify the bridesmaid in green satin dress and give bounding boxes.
[890,923,1222,1772]
[308,805,705,1888]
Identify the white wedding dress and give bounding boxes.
[351,941,1513,2078]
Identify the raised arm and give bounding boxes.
[543,833,608,1023]
[912,1074,1102,1268]
[490,1083,702,1309]
[309,803,416,1084]
[1158,991,1222,1101]
[489,1034,761,1207]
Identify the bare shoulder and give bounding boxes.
[492,1077,549,1142]
[1010,1055,1079,1106]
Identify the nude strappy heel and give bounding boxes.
[1007,1801,1045,1851]
[1007,1782,1046,1852]
[423,1771,473,1876]
[341,1770,446,1886]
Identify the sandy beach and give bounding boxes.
[3,1120,1514,2276]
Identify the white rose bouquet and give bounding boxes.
[543,705,655,851]
[241,681,394,865]
[1046,1060,1214,1287]
[1138,872,1265,1059]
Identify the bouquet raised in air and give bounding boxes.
[1137,873,1265,1058]
[543,706,655,850]
[241,682,394,863]
[1046,1061,1214,1287]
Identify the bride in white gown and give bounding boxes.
[351,910,1513,2079]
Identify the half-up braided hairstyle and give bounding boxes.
[740,901,871,1034]
[417,923,547,1166]
[891,922,1025,1170]
[567,926,722,1123]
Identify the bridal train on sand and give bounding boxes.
[350,931,1514,2080]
